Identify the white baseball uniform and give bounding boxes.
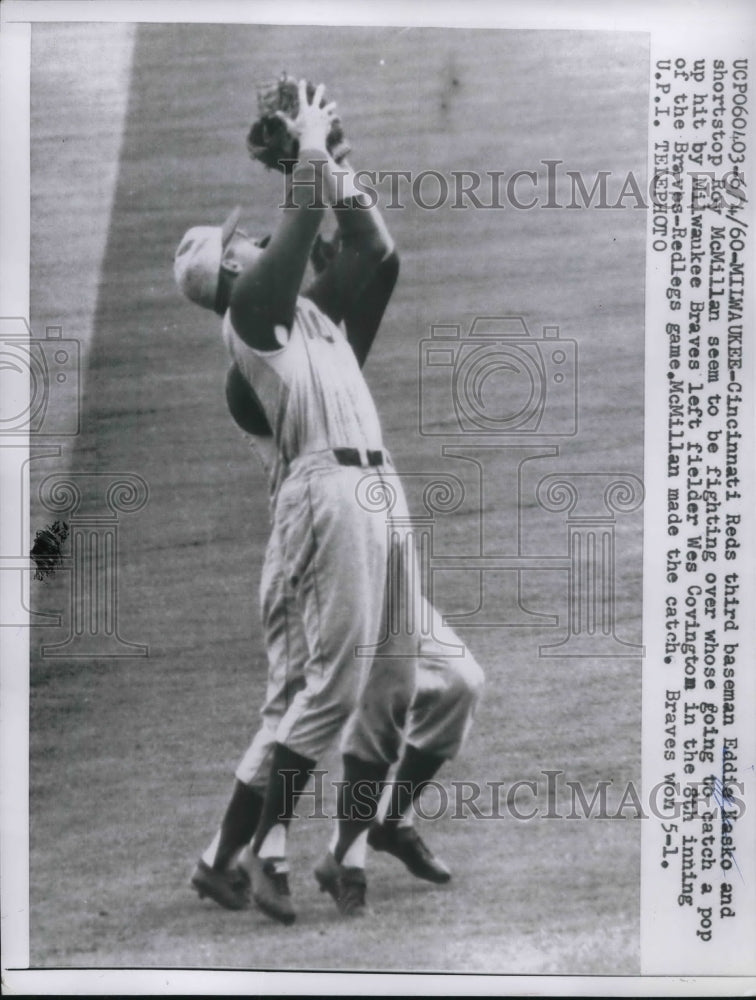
[223,296,483,773]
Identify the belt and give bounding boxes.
[333,447,384,468]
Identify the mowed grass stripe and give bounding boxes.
[30,24,645,972]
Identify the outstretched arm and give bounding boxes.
[305,160,397,354]
[229,81,336,351]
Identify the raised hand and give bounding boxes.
[275,80,337,154]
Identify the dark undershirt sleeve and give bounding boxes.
[225,362,273,437]
[305,249,399,367]
[342,251,399,367]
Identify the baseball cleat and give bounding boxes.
[314,852,367,917]
[249,855,296,925]
[367,823,452,883]
[190,859,250,910]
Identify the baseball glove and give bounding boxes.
[246,73,351,172]
[30,520,69,581]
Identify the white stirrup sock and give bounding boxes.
[329,825,339,853]
[375,782,414,827]
[375,783,393,823]
[341,830,368,869]
[257,823,287,859]
[201,830,221,868]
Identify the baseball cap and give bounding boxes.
[174,206,242,311]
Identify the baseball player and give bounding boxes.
[174,81,483,924]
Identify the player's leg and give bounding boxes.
[247,461,392,922]
[314,631,417,915]
[331,635,415,860]
[315,493,420,914]
[312,750,393,917]
[370,603,484,881]
[191,529,307,910]
[384,605,485,820]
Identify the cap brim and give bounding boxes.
[220,205,242,249]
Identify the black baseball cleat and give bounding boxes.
[367,823,452,883]
[314,852,367,917]
[249,855,296,925]
[190,859,250,910]
[234,863,251,891]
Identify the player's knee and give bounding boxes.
[448,650,485,708]
[467,652,486,695]
[334,682,360,720]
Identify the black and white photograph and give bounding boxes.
[1,1,754,994]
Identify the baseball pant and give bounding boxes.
[236,450,483,786]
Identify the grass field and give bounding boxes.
[28,23,648,975]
